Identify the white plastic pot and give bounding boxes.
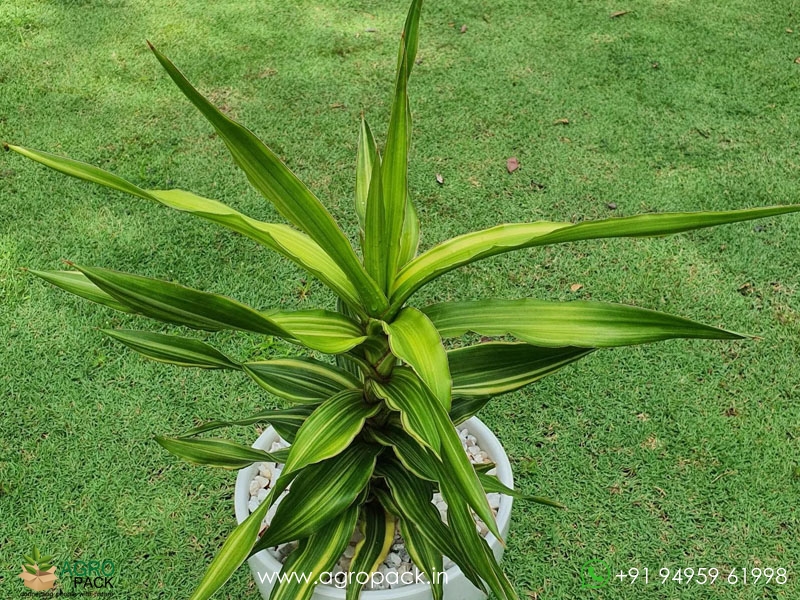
[235,416,514,600]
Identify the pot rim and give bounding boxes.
[235,416,514,598]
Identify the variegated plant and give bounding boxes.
[7,1,799,599]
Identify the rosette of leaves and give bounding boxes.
[6,1,799,599]
[23,546,53,575]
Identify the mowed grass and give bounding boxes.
[2,0,800,598]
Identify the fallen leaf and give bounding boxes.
[365,28,377,33]
[330,103,346,109]
[460,24,468,33]
[506,157,520,173]
[606,202,617,210]
[738,282,754,296]
[560,137,571,143]
[787,28,794,34]
[435,173,444,185]
[796,57,800,64]
[570,283,583,292]
[610,10,630,18]
[553,118,569,125]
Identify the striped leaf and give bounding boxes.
[424,298,745,348]
[102,329,239,369]
[29,269,131,312]
[271,505,360,600]
[77,265,288,335]
[243,358,360,405]
[178,405,316,443]
[363,140,387,291]
[268,309,367,354]
[283,390,379,474]
[398,519,444,600]
[438,474,518,600]
[366,425,438,482]
[384,307,451,409]
[254,443,379,550]
[355,117,378,234]
[345,503,396,600]
[372,370,441,455]
[449,397,492,426]
[450,342,594,398]
[155,436,283,469]
[187,468,284,600]
[391,204,800,309]
[376,368,501,540]
[148,45,388,316]
[7,146,363,312]
[376,461,486,592]
[375,0,422,286]
[478,473,565,509]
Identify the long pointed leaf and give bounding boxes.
[254,443,378,550]
[392,204,800,309]
[243,358,360,405]
[384,307,451,409]
[450,342,594,398]
[29,269,131,312]
[179,405,315,443]
[355,117,378,232]
[345,503,395,600]
[283,390,379,474]
[147,45,387,315]
[271,505,359,600]
[424,298,745,348]
[102,329,239,369]
[268,309,367,354]
[155,436,284,469]
[478,473,565,509]
[363,150,387,291]
[398,519,444,600]
[7,146,363,311]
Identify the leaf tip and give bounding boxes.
[2,142,9,152]
[146,39,155,51]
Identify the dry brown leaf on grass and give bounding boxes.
[435,173,444,185]
[460,24,468,33]
[553,118,569,125]
[610,10,631,18]
[570,283,583,292]
[507,157,519,173]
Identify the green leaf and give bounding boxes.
[33,547,41,562]
[355,117,378,232]
[478,473,566,509]
[7,146,363,312]
[147,45,388,316]
[77,265,288,336]
[363,141,387,292]
[24,565,38,575]
[345,503,396,600]
[398,192,420,269]
[155,436,282,469]
[188,471,281,600]
[102,329,240,369]
[398,519,444,600]
[268,309,367,354]
[384,307,451,409]
[254,443,379,550]
[450,342,594,398]
[378,0,423,285]
[448,396,492,426]
[23,554,36,566]
[376,461,486,593]
[178,405,316,443]
[424,298,745,348]
[283,390,379,474]
[375,368,502,540]
[392,204,800,309]
[28,270,132,312]
[372,369,441,455]
[438,474,518,600]
[391,221,568,309]
[271,505,360,600]
[366,425,438,482]
[243,358,361,405]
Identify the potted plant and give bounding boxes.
[6,0,799,599]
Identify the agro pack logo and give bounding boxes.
[60,557,117,590]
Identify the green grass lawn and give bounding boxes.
[2,0,799,598]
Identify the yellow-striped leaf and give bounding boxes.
[243,358,360,405]
[424,298,745,348]
[384,307,451,409]
[155,436,283,469]
[449,342,594,398]
[355,117,378,232]
[283,390,380,474]
[102,329,239,369]
[148,45,388,316]
[29,269,131,312]
[179,405,315,443]
[478,473,565,509]
[346,503,396,600]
